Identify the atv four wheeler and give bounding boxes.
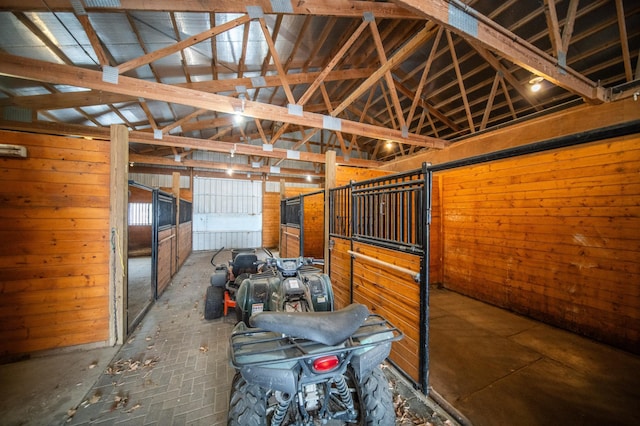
[204,248,263,320]
[204,248,334,323]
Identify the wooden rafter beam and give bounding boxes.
[0,0,416,18]
[0,53,444,148]
[130,153,323,178]
[393,0,605,102]
[615,0,633,82]
[0,68,375,110]
[333,22,438,116]
[118,15,251,74]
[0,119,381,169]
[369,18,407,131]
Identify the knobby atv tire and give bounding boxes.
[204,285,224,320]
[228,373,267,426]
[357,365,395,425]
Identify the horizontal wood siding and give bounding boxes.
[280,225,300,258]
[329,237,352,309]
[178,221,192,268]
[262,192,280,249]
[351,242,421,382]
[157,227,175,296]
[303,192,324,259]
[0,130,110,357]
[439,135,640,353]
[430,175,443,284]
[336,166,391,187]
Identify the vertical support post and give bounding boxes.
[324,150,336,273]
[420,162,432,394]
[349,179,356,304]
[279,178,285,254]
[172,172,180,272]
[109,124,128,345]
[299,194,304,257]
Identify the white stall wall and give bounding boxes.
[193,177,262,250]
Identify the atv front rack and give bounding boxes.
[229,314,403,368]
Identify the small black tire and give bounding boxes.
[204,286,224,320]
[227,373,267,426]
[357,365,395,425]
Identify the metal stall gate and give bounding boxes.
[152,189,177,299]
[280,190,325,259]
[329,164,431,392]
[280,195,302,258]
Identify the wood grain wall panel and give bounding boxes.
[329,237,351,309]
[351,242,421,382]
[438,135,640,353]
[262,192,280,249]
[302,192,324,259]
[335,166,391,187]
[0,130,110,357]
[156,227,175,296]
[280,225,300,258]
[178,221,192,268]
[429,175,443,284]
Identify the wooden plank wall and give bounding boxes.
[262,192,280,249]
[302,192,324,259]
[0,130,110,358]
[430,175,443,284]
[329,237,352,309]
[178,221,192,268]
[351,242,421,382]
[280,225,301,258]
[438,134,640,354]
[157,227,176,296]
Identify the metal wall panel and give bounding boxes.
[192,177,262,250]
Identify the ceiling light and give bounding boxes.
[529,76,543,93]
[227,169,233,176]
[385,140,393,150]
[306,175,312,182]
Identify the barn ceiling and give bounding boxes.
[0,0,638,180]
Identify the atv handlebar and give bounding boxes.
[262,256,314,275]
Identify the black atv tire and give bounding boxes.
[356,365,395,425]
[228,373,267,426]
[226,366,394,426]
[204,285,224,320]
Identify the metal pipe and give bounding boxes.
[347,250,420,283]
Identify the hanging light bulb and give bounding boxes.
[529,76,543,93]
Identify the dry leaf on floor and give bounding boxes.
[127,403,142,413]
[199,345,209,352]
[88,393,101,404]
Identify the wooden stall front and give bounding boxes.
[0,130,111,359]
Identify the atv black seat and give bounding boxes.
[230,252,258,277]
[249,303,370,346]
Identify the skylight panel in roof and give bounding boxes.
[83,0,121,7]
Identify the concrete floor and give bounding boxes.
[429,287,640,426]
[1,251,638,425]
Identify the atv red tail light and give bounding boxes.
[312,355,340,373]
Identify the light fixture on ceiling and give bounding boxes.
[233,94,246,125]
[227,168,233,176]
[306,175,312,182]
[529,76,544,93]
[385,140,393,150]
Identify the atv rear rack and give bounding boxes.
[229,314,403,368]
